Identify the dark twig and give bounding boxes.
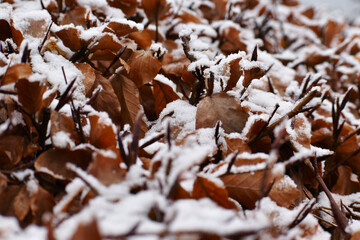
[38,22,53,53]
[306,158,348,234]
[103,46,127,76]
[139,132,165,149]
[288,199,316,229]
[251,45,258,61]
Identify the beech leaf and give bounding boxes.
[193,176,238,210]
[196,92,249,134]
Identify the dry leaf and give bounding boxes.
[60,6,88,27]
[153,79,180,116]
[34,149,92,181]
[110,73,147,135]
[196,92,249,134]
[141,0,167,22]
[0,19,12,41]
[55,26,82,52]
[89,114,117,150]
[103,21,140,38]
[50,111,79,148]
[90,73,122,125]
[127,51,162,88]
[268,176,300,208]
[0,135,24,170]
[16,78,46,114]
[221,171,273,209]
[75,63,96,97]
[107,0,138,17]
[193,176,238,210]
[88,151,126,186]
[2,63,32,85]
[70,218,101,240]
[332,166,360,195]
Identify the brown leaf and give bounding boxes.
[90,73,122,126]
[13,186,30,222]
[141,0,167,22]
[16,78,47,114]
[88,151,126,186]
[0,19,12,41]
[107,0,138,17]
[103,21,140,38]
[70,218,101,240]
[221,170,273,209]
[2,63,32,85]
[225,57,242,91]
[0,135,24,170]
[332,166,360,195]
[268,176,300,208]
[225,137,251,155]
[34,149,92,181]
[127,51,162,88]
[193,176,238,210]
[75,63,96,97]
[139,85,157,121]
[10,25,24,47]
[0,185,22,217]
[242,64,267,89]
[286,115,311,150]
[220,26,247,54]
[153,79,180,116]
[60,6,88,27]
[89,114,117,150]
[196,92,249,134]
[50,111,79,148]
[55,26,82,52]
[129,30,153,50]
[30,184,55,225]
[110,73,147,135]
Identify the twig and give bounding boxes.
[306,158,348,234]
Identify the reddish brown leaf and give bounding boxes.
[141,0,167,22]
[128,30,153,50]
[224,58,242,92]
[2,63,32,86]
[332,166,360,195]
[0,135,24,170]
[268,176,301,208]
[139,85,157,121]
[127,51,162,88]
[89,114,117,150]
[70,218,101,240]
[55,26,82,52]
[88,151,126,186]
[60,6,88,27]
[103,21,140,38]
[75,63,96,97]
[107,0,138,17]
[90,73,122,126]
[0,185,22,217]
[153,79,180,116]
[15,78,47,114]
[0,19,12,41]
[50,111,79,148]
[196,92,249,134]
[34,149,92,181]
[221,171,273,209]
[13,186,30,222]
[193,176,238,210]
[30,184,55,225]
[110,73,147,135]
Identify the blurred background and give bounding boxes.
[300,0,360,19]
